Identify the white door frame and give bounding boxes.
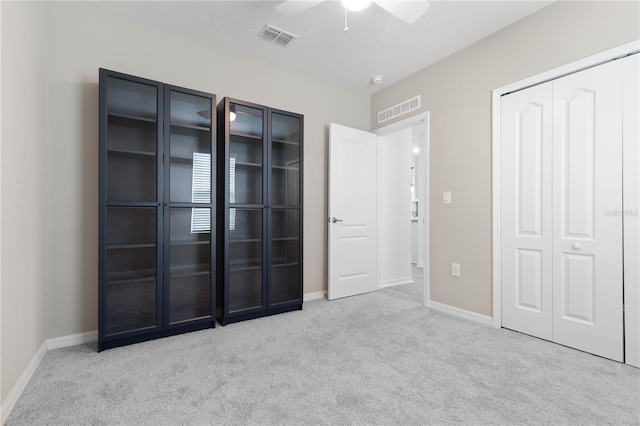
[374,112,430,306]
[491,40,640,328]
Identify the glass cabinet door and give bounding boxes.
[167,90,212,204]
[270,112,301,206]
[105,76,158,202]
[228,208,264,313]
[270,209,301,305]
[229,104,264,205]
[168,207,212,324]
[105,207,158,335]
[166,88,214,325]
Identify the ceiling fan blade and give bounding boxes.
[275,0,325,16]
[374,0,430,24]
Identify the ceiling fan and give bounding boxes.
[275,0,431,28]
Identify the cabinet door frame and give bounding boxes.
[98,68,165,346]
[218,98,304,324]
[162,84,217,329]
[99,69,217,351]
[267,108,304,309]
[220,98,269,320]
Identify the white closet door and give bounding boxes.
[501,83,554,340]
[622,53,640,367]
[552,59,624,361]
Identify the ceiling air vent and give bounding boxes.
[258,24,298,47]
[378,95,421,124]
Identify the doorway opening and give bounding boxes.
[374,112,430,306]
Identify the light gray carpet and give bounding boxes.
[6,291,639,425]
[380,265,423,303]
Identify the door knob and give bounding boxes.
[571,243,582,251]
[332,217,343,223]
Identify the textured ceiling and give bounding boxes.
[95,1,554,94]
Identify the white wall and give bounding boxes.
[371,1,640,316]
[0,0,48,406]
[378,128,412,286]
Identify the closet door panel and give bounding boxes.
[622,53,640,367]
[500,82,553,340]
[552,59,623,362]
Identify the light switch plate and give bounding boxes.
[443,191,452,204]
[451,262,461,277]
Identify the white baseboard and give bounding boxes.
[427,300,493,326]
[380,276,414,288]
[303,291,325,302]
[2,331,98,423]
[47,330,98,350]
[1,340,47,424]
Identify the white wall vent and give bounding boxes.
[258,24,298,47]
[377,95,421,124]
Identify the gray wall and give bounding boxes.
[371,1,640,316]
[1,1,48,404]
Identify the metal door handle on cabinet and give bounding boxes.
[332,217,343,223]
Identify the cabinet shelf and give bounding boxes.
[169,153,210,162]
[108,112,156,124]
[106,276,156,285]
[171,122,210,132]
[230,238,261,243]
[229,259,262,272]
[272,165,299,171]
[272,262,299,269]
[107,243,156,249]
[273,237,299,241]
[171,270,210,279]
[107,268,156,285]
[234,161,262,168]
[230,265,262,272]
[230,131,262,142]
[108,148,156,158]
[170,264,211,278]
[272,139,299,146]
[170,239,210,246]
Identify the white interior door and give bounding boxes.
[328,123,377,300]
[501,82,554,340]
[552,59,623,361]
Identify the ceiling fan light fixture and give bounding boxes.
[341,0,372,11]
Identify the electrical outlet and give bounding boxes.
[451,262,461,277]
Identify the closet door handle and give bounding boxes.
[332,217,343,223]
[571,243,582,251]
